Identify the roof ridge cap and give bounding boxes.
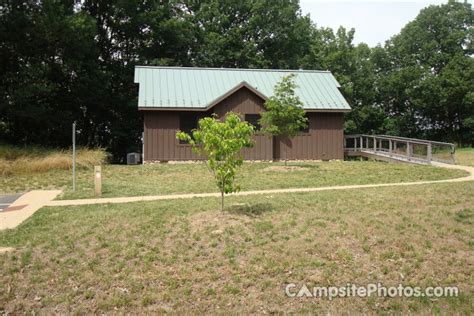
[134,65,331,73]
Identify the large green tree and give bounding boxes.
[377,0,473,144]
[184,0,312,68]
[302,26,385,135]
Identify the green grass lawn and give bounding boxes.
[456,148,474,167]
[0,181,472,313]
[0,160,468,199]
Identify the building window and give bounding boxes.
[300,115,310,133]
[179,113,199,144]
[245,114,261,131]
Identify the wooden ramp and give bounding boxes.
[344,134,456,165]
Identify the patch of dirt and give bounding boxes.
[0,247,15,254]
[261,165,310,172]
[188,206,253,234]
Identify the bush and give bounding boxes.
[0,145,108,175]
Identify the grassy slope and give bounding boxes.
[0,181,473,314]
[0,161,468,199]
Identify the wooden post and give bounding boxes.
[360,136,363,150]
[407,142,412,160]
[94,166,102,196]
[373,136,376,152]
[451,145,456,164]
[389,139,392,155]
[427,143,432,162]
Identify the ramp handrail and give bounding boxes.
[344,134,456,164]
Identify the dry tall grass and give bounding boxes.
[0,145,108,175]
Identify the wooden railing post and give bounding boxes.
[407,141,412,160]
[427,143,432,162]
[451,145,456,164]
[389,140,392,156]
[373,136,376,152]
[360,136,363,150]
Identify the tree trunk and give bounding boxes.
[221,190,224,212]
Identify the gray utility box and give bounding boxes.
[127,152,141,165]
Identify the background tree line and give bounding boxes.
[1,0,472,161]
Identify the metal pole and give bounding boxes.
[72,121,76,191]
[142,132,145,164]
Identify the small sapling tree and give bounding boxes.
[176,113,254,211]
[259,74,308,164]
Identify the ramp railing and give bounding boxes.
[344,134,456,164]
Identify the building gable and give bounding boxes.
[212,85,266,117]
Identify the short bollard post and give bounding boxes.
[95,166,102,196]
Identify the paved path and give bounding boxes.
[0,190,61,230]
[46,162,474,207]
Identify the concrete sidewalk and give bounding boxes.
[0,190,61,230]
[46,162,474,207]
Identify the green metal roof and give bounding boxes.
[134,66,351,111]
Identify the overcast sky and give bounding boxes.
[299,0,468,47]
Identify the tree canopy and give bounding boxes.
[1,0,472,160]
[260,74,308,163]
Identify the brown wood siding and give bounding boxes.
[211,87,272,160]
[144,111,203,161]
[143,87,345,161]
[273,113,344,160]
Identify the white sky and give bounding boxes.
[299,0,470,47]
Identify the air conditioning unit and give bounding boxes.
[127,152,141,165]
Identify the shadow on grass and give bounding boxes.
[226,202,274,217]
[270,162,321,169]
